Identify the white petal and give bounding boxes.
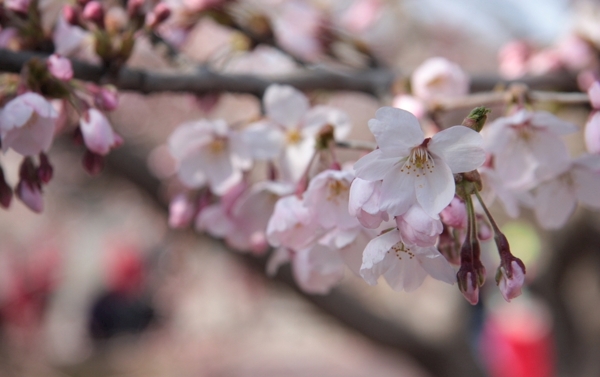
[531,111,578,135]
[360,230,401,285]
[264,84,309,128]
[415,157,454,217]
[573,167,600,209]
[429,126,485,173]
[178,156,207,188]
[353,149,399,181]
[534,178,576,229]
[242,121,284,160]
[379,166,415,216]
[416,247,456,284]
[529,131,571,181]
[368,107,423,157]
[383,255,427,292]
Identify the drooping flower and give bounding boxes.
[532,154,600,229]
[395,204,442,247]
[0,93,58,156]
[348,177,389,229]
[266,195,324,251]
[353,107,486,217]
[360,228,455,292]
[168,119,251,195]
[484,109,577,190]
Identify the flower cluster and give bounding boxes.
[164,81,554,304]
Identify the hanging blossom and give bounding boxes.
[532,154,600,229]
[168,119,251,195]
[242,84,351,183]
[484,109,577,190]
[0,93,58,156]
[353,107,486,218]
[360,228,455,292]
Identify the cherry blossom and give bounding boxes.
[396,204,442,247]
[0,93,58,156]
[168,119,251,195]
[411,57,470,102]
[47,54,73,81]
[16,180,43,213]
[266,195,324,251]
[360,228,455,292]
[353,107,485,217]
[243,85,350,182]
[348,178,388,229]
[80,109,122,156]
[532,154,600,229]
[484,109,577,190]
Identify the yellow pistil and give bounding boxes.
[286,129,303,145]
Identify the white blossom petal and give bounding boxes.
[534,178,577,229]
[264,84,309,128]
[415,157,454,217]
[353,149,399,181]
[368,107,423,157]
[429,125,485,173]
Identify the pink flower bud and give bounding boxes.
[497,260,525,302]
[47,54,73,81]
[585,111,600,154]
[0,168,13,208]
[168,194,196,228]
[62,5,80,26]
[6,0,29,13]
[79,108,119,155]
[127,0,145,18]
[82,1,104,27]
[37,153,53,184]
[440,196,468,229]
[146,3,171,29]
[588,81,600,109]
[459,272,479,305]
[82,150,104,175]
[16,181,43,213]
[94,86,119,111]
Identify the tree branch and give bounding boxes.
[0,48,394,97]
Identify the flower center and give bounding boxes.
[209,138,226,154]
[400,146,434,177]
[286,129,303,145]
[326,179,349,202]
[387,241,415,260]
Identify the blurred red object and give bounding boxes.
[481,298,555,377]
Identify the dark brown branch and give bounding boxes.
[0,48,394,97]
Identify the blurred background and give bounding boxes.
[1,0,599,376]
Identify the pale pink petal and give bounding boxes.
[529,131,571,181]
[242,121,284,160]
[415,157,454,217]
[293,244,345,294]
[383,253,427,292]
[0,98,34,132]
[368,107,424,157]
[80,109,115,155]
[573,167,600,209]
[416,247,456,284]
[195,203,234,237]
[429,125,486,173]
[379,166,415,216]
[360,230,401,285]
[47,54,73,81]
[531,111,578,135]
[396,204,442,247]
[17,182,43,213]
[264,84,309,128]
[177,157,207,188]
[534,178,576,229]
[266,247,292,276]
[589,82,600,109]
[585,112,600,154]
[353,149,399,181]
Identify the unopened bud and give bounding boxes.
[462,107,491,132]
[16,180,43,213]
[82,150,104,175]
[94,86,119,111]
[146,3,171,29]
[47,54,73,81]
[63,5,80,26]
[6,0,30,14]
[168,193,196,228]
[457,271,479,305]
[127,0,145,18]
[37,153,53,184]
[82,1,104,27]
[0,168,13,209]
[496,260,526,302]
